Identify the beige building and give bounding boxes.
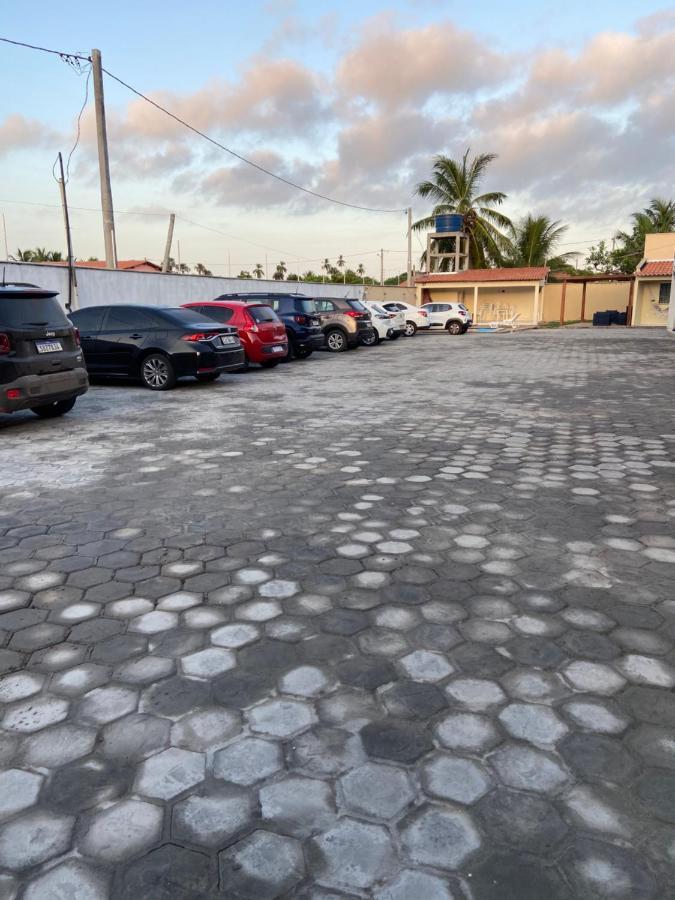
[632,232,674,327]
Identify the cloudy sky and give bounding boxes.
[1,0,674,278]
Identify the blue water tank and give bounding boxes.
[435,214,464,233]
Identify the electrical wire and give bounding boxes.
[65,63,92,182]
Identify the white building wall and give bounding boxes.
[1,263,364,310]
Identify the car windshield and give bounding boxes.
[248,305,279,323]
[0,295,70,328]
[347,300,368,312]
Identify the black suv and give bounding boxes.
[0,283,88,418]
[69,305,244,390]
[213,292,324,359]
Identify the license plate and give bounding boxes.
[36,340,62,354]
[311,318,320,326]
[219,335,237,346]
[271,345,284,353]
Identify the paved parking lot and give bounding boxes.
[1,328,674,899]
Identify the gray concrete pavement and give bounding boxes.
[1,328,674,899]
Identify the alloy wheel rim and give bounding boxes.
[405,323,415,335]
[143,357,168,387]
[328,333,343,350]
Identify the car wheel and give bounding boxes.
[446,320,463,335]
[404,321,417,336]
[260,360,279,368]
[141,353,176,390]
[31,397,77,418]
[361,329,378,347]
[196,372,220,382]
[389,331,400,340]
[325,329,348,352]
[293,347,312,359]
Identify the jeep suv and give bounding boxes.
[0,283,88,418]
[313,297,373,352]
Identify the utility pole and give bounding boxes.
[265,253,268,280]
[407,207,413,286]
[91,48,117,269]
[161,213,175,272]
[177,240,182,270]
[56,152,77,311]
[227,251,231,277]
[1,214,8,261]
[380,249,384,286]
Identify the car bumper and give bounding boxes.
[176,347,246,375]
[261,342,288,358]
[293,333,324,352]
[0,368,89,413]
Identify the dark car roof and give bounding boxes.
[187,300,266,309]
[0,283,59,300]
[213,292,308,300]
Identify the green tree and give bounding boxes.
[357,263,366,283]
[414,149,511,269]
[322,258,331,283]
[194,262,213,276]
[253,263,264,279]
[336,254,346,284]
[585,241,616,274]
[503,215,572,267]
[273,261,287,280]
[612,197,675,273]
[237,270,251,279]
[11,247,63,262]
[11,248,34,261]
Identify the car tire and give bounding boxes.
[260,360,280,368]
[293,347,312,359]
[325,328,348,352]
[446,320,463,335]
[141,353,177,390]
[31,397,77,418]
[361,329,378,347]
[405,321,417,336]
[389,331,400,340]
[196,372,220,382]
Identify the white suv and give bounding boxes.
[420,302,472,335]
[380,301,430,336]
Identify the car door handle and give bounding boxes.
[129,333,143,339]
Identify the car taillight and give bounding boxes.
[6,389,21,399]
[292,314,310,325]
[0,333,10,354]
[243,314,258,332]
[181,332,221,342]
[345,310,365,318]
[74,327,81,346]
[419,310,428,317]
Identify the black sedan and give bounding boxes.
[69,305,245,390]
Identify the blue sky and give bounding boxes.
[1,1,673,275]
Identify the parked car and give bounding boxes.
[0,283,88,418]
[419,302,472,334]
[313,297,373,352]
[364,300,405,339]
[208,293,323,359]
[361,301,400,344]
[182,300,288,367]
[380,301,430,336]
[69,305,244,390]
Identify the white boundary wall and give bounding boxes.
[1,262,365,310]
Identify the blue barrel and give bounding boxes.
[435,214,464,232]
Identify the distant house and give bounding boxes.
[632,233,674,327]
[49,259,162,273]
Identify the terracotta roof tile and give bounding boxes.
[638,260,673,277]
[415,266,549,284]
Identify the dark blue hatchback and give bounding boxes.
[214,293,324,359]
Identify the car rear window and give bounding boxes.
[187,306,234,324]
[0,295,70,328]
[347,300,368,312]
[297,299,317,315]
[248,305,279,323]
[69,307,107,331]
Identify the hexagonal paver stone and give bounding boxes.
[0,811,74,870]
[399,803,481,870]
[562,699,629,734]
[498,703,569,748]
[213,737,283,785]
[490,744,569,794]
[50,663,110,697]
[173,785,252,848]
[339,762,415,820]
[636,770,675,823]
[134,747,205,800]
[80,799,162,862]
[42,757,129,814]
[141,676,211,719]
[211,623,260,648]
[114,655,175,685]
[360,720,433,763]
[236,600,283,622]
[118,843,215,900]
[171,707,241,752]
[559,734,638,785]
[219,831,305,899]
[258,579,299,599]
[260,775,336,838]
[2,695,69,732]
[616,654,675,688]
[382,681,447,720]
[308,819,396,890]
[562,837,658,899]
[435,712,501,754]
[563,660,626,695]
[422,754,492,805]
[0,671,43,703]
[475,788,569,856]
[180,648,236,679]
[471,851,572,900]
[248,698,316,738]
[374,869,456,900]
[23,723,96,768]
[101,713,170,762]
[0,769,43,822]
[445,677,506,711]
[23,860,109,900]
[129,610,179,634]
[398,650,454,683]
[288,725,366,777]
[278,666,331,697]
[76,685,138,725]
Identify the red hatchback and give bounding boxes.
[182,301,288,368]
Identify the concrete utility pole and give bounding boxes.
[1,214,8,261]
[56,152,78,311]
[161,213,175,272]
[91,49,118,269]
[380,249,384,286]
[407,207,413,286]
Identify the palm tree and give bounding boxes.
[336,254,346,284]
[194,262,213,276]
[253,263,264,279]
[414,149,511,269]
[503,215,572,267]
[357,263,366,284]
[322,258,331,284]
[178,263,191,274]
[273,261,287,281]
[11,247,63,262]
[11,248,34,261]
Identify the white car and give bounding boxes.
[361,301,400,344]
[419,302,472,335]
[380,301,430,336]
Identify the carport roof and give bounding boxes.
[637,260,673,277]
[415,266,549,284]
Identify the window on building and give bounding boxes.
[658,282,671,305]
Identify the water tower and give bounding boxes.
[426,214,470,273]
